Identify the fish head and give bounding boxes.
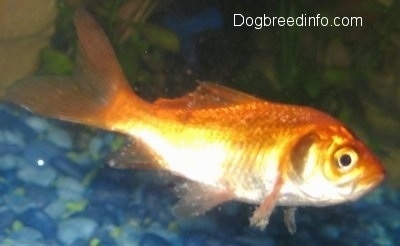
[288,124,385,205]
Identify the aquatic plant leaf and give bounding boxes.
[135,23,180,53]
[41,47,74,75]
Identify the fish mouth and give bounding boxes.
[364,172,385,189]
[365,162,385,186]
[354,171,385,196]
[338,169,385,198]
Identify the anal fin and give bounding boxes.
[174,181,234,217]
[108,138,163,170]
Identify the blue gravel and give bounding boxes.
[0,143,21,156]
[17,165,57,187]
[44,200,68,220]
[51,156,87,180]
[3,190,36,214]
[0,101,399,246]
[46,126,73,149]
[9,226,43,244]
[0,208,16,231]
[140,232,172,246]
[18,208,58,238]
[23,139,61,166]
[0,154,25,170]
[58,217,97,245]
[24,184,56,207]
[0,109,36,140]
[56,176,85,200]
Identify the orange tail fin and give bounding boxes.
[3,9,146,130]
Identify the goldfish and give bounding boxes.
[2,10,384,233]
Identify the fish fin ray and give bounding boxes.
[108,138,162,170]
[174,181,233,216]
[73,9,133,96]
[283,207,297,235]
[3,9,142,129]
[153,82,263,109]
[4,76,107,127]
[249,176,283,230]
[198,82,264,104]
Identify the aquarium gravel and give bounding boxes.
[0,104,398,245]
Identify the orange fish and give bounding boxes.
[2,10,384,233]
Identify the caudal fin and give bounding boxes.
[3,9,145,130]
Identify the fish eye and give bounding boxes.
[334,147,358,171]
[339,154,352,167]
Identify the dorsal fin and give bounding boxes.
[153,82,263,109]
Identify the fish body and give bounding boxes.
[2,10,384,233]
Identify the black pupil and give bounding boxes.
[339,154,352,167]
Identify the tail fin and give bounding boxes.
[3,9,145,130]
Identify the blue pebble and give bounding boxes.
[0,208,16,231]
[56,176,85,200]
[118,225,142,245]
[91,227,118,246]
[70,238,90,246]
[0,143,22,156]
[89,137,105,155]
[23,139,62,165]
[0,180,8,195]
[182,232,216,246]
[182,235,204,246]
[0,109,36,140]
[3,192,35,213]
[139,233,172,246]
[1,169,21,187]
[9,226,43,243]
[18,208,58,237]
[44,200,67,220]
[17,165,57,187]
[52,156,86,180]
[83,203,121,225]
[58,217,97,245]
[0,130,24,147]
[0,154,26,170]
[24,116,52,134]
[46,126,73,149]
[25,185,56,207]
